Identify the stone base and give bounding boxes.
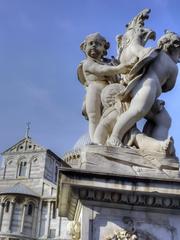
[58,146,180,240]
[64,145,179,179]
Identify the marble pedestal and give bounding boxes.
[57,145,180,240]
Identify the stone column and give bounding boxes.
[7,200,15,232]
[3,164,6,179]
[81,205,92,240]
[0,202,5,231]
[44,201,51,237]
[20,203,27,233]
[56,214,61,237]
[36,200,42,238]
[32,206,38,237]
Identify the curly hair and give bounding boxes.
[157,30,180,54]
[80,32,110,57]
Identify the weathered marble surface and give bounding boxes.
[57,168,180,239]
[78,8,180,157]
[57,8,180,240]
[64,145,179,179]
[88,207,180,240]
[78,32,134,142]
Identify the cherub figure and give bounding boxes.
[108,31,180,146]
[93,83,175,156]
[78,33,135,141]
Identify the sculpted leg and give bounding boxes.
[86,86,102,141]
[93,110,118,145]
[109,82,156,145]
[144,108,171,140]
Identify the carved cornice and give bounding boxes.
[76,188,180,210]
[58,168,180,220]
[66,186,180,221]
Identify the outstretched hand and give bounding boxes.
[120,57,138,74]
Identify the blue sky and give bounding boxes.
[0,0,180,158]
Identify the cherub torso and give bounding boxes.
[83,58,113,87]
[150,51,178,86]
[132,51,178,98]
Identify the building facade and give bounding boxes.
[0,136,70,240]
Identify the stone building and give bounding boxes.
[0,136,70,240]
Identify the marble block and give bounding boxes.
[58,146,180,240]
[64,145,179,179]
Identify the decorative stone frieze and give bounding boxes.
[77,188,180,210]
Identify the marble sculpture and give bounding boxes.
[77,9,180,156]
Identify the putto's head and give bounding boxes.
[158,31,180,54]
[80,32,110,59]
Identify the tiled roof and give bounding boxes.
[0,182,40,197]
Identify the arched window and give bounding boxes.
[18,161,27,177]
[27,203,33,216]
[5,201,10,212]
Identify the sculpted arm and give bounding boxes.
[83,60,131,76]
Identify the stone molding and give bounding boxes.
[65,186,180,221]
[58,169,180,220]
[78,188,180,210]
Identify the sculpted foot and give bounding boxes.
[107,137,123,147]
